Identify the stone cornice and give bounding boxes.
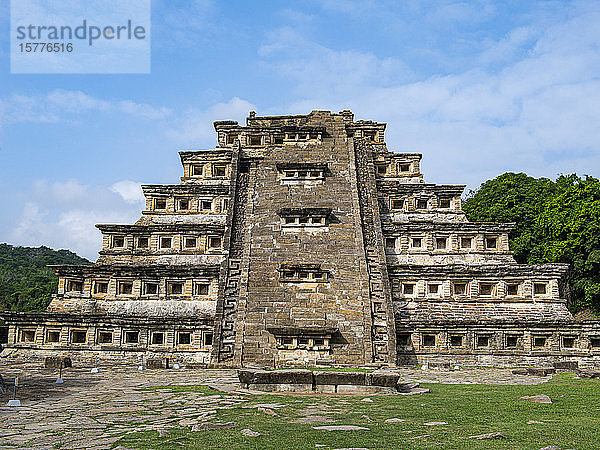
[376,182,466,195]
[49,264,221,277]
[387,263,569,278]
[95,224,225,233]
[382,222,515,233]
[179,149,233,161]
[0,311,213,325]
[141,184,229,195]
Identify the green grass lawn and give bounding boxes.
[120,373,600,449]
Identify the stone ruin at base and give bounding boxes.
[2,110,600,369]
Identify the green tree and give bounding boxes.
[464,173,600,313]
[0,244,90,312]
[463,173,556,262]
[532,175,600,311]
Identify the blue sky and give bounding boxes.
[1,0,599,259]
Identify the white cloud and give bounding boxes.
[34,179,88,203]
[0,89,172,125]
[0,89,247,153]
[9,180,142,260]
[259,27,412,99]
[152,0,216,48]
[12,203,47,239]
[262,5,600,189]
[45,90,111,113]
[426,1,496,25]
[167,97,254,146]
[110,180,145,205]
[478,26,540,66]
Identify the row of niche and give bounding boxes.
[390,278,559,299]
[16,326,214,348]
[61,277,217,298]
[384,234,508,252]
[103,234,223,252]
[146,196,229,213]
[398,330,600,351]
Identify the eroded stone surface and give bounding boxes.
[0,360,241,449]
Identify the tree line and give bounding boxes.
[0,244,90,312]
[464,173,600,314]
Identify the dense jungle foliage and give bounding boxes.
[0,244,90,312]
[464,173,600,313]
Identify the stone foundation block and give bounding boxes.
[237,369,255,385]
[313,371,365,386]
[249,383,313,392]
[367,371,401,387]
[428,361,451,370]
[238,369,422,394]
[241,369,313,386]
[527,367,555,376]
[576,369,600,378]
[44,356,72,369]
[335,384,371,394]
[553,361,578,371]
[313,384,337,393]
[146,358,169,369]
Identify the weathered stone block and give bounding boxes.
[367,371,401,387]
[313,384,337,393]
[336,384,375,394]
[146,358,168,369]
[552,361,578,371]
[396,381,420,393]
[249,383,313,392]
[237,369,256,385]
[313,371,365,386]
[428,361,451,370]
[250,369,313,385]
[44,356,72,369]
[576,368,600,378]
[527,367,555,376]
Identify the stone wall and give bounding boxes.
[233,111,377,367]
[5,312,214,363]
[396,321,600,369]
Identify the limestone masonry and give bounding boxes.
[3,110,600,368]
